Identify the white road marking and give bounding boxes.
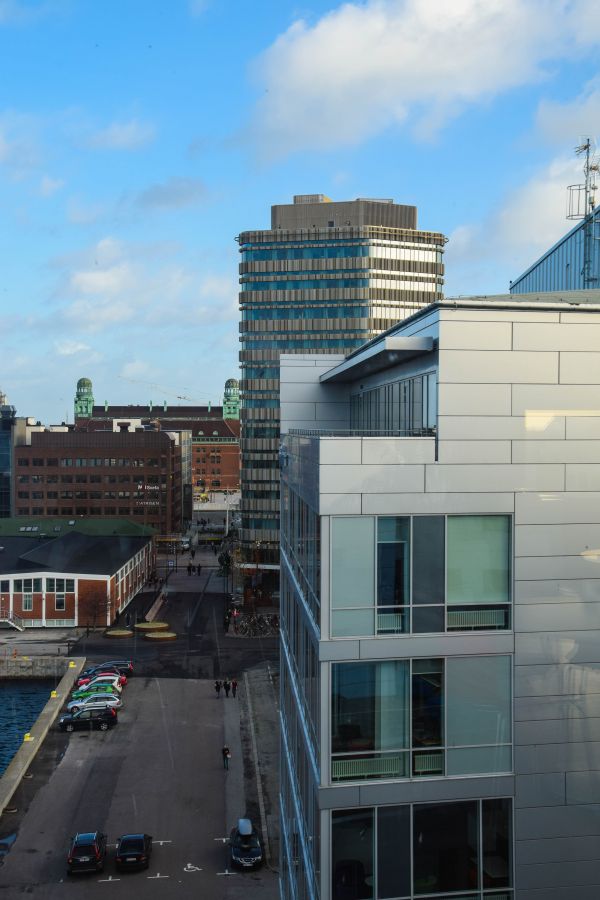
[214,837,229,843]
[132,792,138,817]
[184,863,203,872]
[98,876,120,882]
[153,840,173,845]
[244,671,270,867]
[147,873,170,879]
[217,868,236,876]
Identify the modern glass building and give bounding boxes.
[279,291,600,900]
[238,195,446,567]
[0,391,16,518]
[510,205,600,293]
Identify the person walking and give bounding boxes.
[214,679,222,698]
[187,562,192,576]
[231,679,238,699]
[223,678,231,698]
[223,612,230,634]
[222,745,231,770]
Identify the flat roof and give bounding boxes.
[0,531,151,577]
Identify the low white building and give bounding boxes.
[279,293,600,900]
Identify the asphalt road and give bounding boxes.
[0,545,279,899]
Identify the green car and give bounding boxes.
[71,683,119,701]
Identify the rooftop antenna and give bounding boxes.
[567,137,600,286]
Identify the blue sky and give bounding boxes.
[1,0,599,422]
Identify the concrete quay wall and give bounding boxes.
[0,657,85,817]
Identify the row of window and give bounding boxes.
[1,577,76,593]
[241,244,441,262]
[331,515,511,637]
[242,305,372,321]
[331,799,512,900]
[241,277,437,293]
[16,507,149,516]
[20,593,66,611]
[350,371,437,434]
[18,474,163,485]
[331,655,511,782]
[17,457,163,468]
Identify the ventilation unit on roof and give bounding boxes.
[68,520,75,526]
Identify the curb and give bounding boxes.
[0,657,86,818]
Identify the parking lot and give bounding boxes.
[0,675,278,899]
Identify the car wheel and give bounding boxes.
[99,722,109,731]
[71,706,79,713]
[66,723,74,733]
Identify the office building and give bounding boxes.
[238,195,446,573]
[12,426,191,534]
[510,204,600,293]
[0,517,153,629]
[0,390,16,517]
[279,291,600,900]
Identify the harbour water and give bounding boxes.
[0,681,53,776]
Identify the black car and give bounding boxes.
[229,818,263,869]
[83,659,134,677]
[115,833,153,871]
[67,831,107,874]
[59,707,117,732]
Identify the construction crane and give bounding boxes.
[118,376,212,403]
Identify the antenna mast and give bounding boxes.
[567,137,600,286]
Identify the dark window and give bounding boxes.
[32,458,44,466]
[332,809,374,900]
[413,801,478,895]
[377,806,410,898]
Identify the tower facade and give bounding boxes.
[238,195,446,564]
[222,378,240,420]
[74,377,94,420]
[0,390,16,518]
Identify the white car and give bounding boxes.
[82,675,123,694]
[67,693,123,713]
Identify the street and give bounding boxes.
[0,541,279,899]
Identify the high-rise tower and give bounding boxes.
[238,195,446,566]
[222,378,240,420]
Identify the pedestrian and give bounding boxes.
[125,612,131,628]
[187,562,192,576]
[191,564,196,575]
[231,679,238,699]
[223,678,231,698]
[222,745,231,770]
[191,549,195,560]
[214,679,222,698]
[223,613,230,634]
[197,564,202,576]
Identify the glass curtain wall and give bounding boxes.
[350,372,437,434]
[331,656,511,783]
[330,515,511,638]
[332,798,513,900]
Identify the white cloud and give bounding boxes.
[54,339,91,356]
[444,153,582,295]
[188,0,209,16]
[536,79,600,147]
[133,176,207,210]
[120,360,152,379]
[87,118,156,151]
[39,174,64,196]
[251,0,600,156]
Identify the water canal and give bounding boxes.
[0,681,53,776]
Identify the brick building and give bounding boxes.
[74,377,240,500]
[0,518,153,628]
[12,428,191,534]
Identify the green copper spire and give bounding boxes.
[223,378,239,420]
[74,376,94,419]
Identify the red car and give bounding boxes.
[76,671,127,688]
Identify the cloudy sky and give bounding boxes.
[1,0,599,422]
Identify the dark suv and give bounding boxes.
[67,831,107,874]
[229,818,263,869]
[59,707,117,732]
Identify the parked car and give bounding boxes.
[115,833,153,871]
[59,707,117,732]
[229,819,263,869]
[70,683,120,702]
[67,694,122,714]
[84,659,134,676]
[78,675,123,693]
[67,831,107,875]
[77,671,127,688]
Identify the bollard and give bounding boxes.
[68,660,76,668]
[23,733,34,742]
[50,690,57,699]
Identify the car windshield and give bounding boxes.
[73,844,95,857]
[234,834,260,849]
[119,838,143,852]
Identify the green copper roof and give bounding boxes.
[0,517,155,537]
